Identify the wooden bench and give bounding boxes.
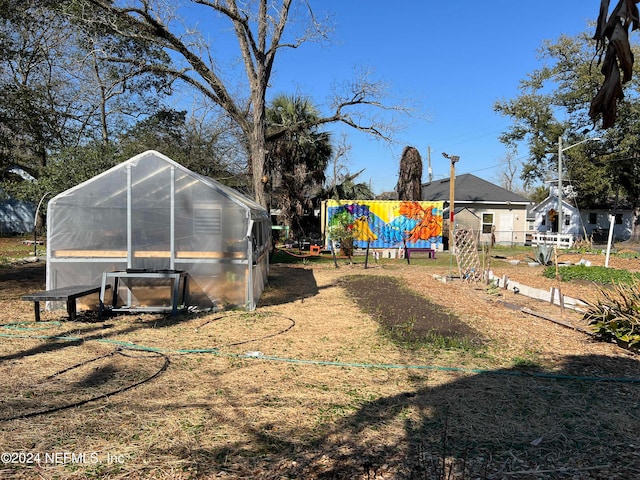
[21,284,110,322]
[405,247,436,264]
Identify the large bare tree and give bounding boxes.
[74,0,402,207]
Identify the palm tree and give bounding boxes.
[266,95,332,236]
[323,168,374,200]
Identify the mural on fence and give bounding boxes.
[325,200,444,249]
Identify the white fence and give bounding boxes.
[456,230,577,248]
[531,233,574,249]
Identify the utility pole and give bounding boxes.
[442,153,460,252]
[427,146,433,182]
[557,136,563,248]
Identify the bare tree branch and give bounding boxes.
[71,1,407,206]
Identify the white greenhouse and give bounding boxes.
[46,150,271,312]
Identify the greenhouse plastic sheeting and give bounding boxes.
[46,150,271,312]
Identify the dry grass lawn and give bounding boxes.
[0,238,639,479]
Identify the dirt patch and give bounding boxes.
[341,275,480,346]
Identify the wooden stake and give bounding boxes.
[558,287,565,317]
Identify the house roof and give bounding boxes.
[422,173,532,205]
[530,195,579,215]
[442,206,480,217]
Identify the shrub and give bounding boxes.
[327,209,354,258]
[582,280,640,351]
[571,238,594,253]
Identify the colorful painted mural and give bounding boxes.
[323,200,444,249]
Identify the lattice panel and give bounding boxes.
[454,229,481,282]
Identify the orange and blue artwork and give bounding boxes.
[325,200,444,249]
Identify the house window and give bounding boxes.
[589,213,597,224]
[564,214,570,226]
[481,213,494,234]
[541,217,546,226]
[616,213,623,225]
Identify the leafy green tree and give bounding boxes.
[327,208,354,265]
[0,1,170,203]
[118,108,247,187]
[266,95,332,233]
[494,31,640,241]
[3,108,243,214]
[2,142,119,232]
[529,186,550,205]
[0,2,74,177]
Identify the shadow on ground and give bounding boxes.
[172,354,640,479]
[259,265,320,306]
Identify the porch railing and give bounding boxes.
[531,233,574,249]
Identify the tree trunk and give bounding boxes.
[250,128,267,208]
[396,146,423,201]
[631,206,640,243]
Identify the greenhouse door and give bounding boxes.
[127,163,176,271]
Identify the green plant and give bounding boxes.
[543,265,640,284]
[528,243,554,265]
[616,251,640,260]
[485,279,500,296]
[327,209,355,261]
[583,280,640,350]
[512,355,540,369]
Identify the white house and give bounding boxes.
[529,185,632,245]
[581,208,633,243]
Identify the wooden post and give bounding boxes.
[364,240,370,269]
[558,287,565,317]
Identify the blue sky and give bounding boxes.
[263,1,601,195]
